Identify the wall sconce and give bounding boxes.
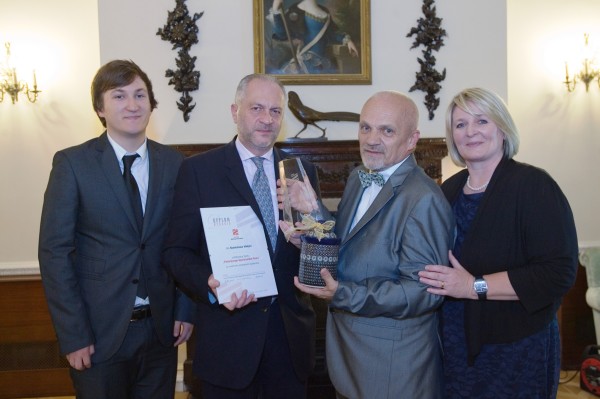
[564,34,600,92]
[0,42,41,104]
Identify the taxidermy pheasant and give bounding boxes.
[288,91,359,138]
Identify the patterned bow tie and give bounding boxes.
[358,170,385,188]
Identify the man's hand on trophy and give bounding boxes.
[276,178,318,214]
[294,269,338,301]
[278,220,303,248]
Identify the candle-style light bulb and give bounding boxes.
[33,70,37,88]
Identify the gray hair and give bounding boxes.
[234,74,286,105]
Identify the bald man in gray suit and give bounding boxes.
[291,91,454,399]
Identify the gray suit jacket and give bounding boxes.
[326,155,454,399]
[39,133,193,362]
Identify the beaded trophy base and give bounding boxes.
[299,236,340,287]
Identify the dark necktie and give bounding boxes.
[122,154,146,299]
[358,170,385,188]
[251,157,278,251]
[122,154,144,232]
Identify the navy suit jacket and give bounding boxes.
[162,139,317,389]
[39,132,193,362]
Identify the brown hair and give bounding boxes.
[91,60,158,127]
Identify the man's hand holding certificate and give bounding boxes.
[200,206,278,305]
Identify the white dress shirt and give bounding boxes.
[107,134,149,214]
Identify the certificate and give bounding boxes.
[200,206,278,304]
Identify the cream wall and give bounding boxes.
[0,0,101,265]
[97,0,506,143]
[507,0,600,247]
[1,0,598,266]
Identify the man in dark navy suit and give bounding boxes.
[163,74,319,399]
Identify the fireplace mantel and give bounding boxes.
[172,138,447,199]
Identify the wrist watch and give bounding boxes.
[473,276,488,300]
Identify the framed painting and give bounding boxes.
[253,0,371,85]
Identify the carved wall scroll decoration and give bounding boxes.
[157,0,203,122]
[406,0,446,120]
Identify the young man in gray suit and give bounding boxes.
[290,91,455,399]
[38,60,194,398]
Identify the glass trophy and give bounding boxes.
[279,158,339,287]
[279,158,323,225]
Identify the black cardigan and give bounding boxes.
[442,157,578,362]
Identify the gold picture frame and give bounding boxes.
[253,0,371,85]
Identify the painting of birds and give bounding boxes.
[288,91,359,138]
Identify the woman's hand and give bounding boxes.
[418,251,476,299]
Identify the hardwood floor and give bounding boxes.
[559,370,598,399]
[15,371,598,399]
[14,394,188,399]
[11,368,594,398]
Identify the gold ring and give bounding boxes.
[441,281,445,289]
